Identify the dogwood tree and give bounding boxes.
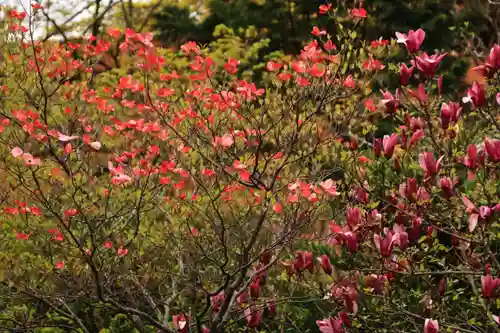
[1,2,500,333]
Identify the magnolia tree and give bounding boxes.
[1,2,500,333]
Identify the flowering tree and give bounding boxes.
[1,2,500,333]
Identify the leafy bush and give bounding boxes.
[1,3,500,333]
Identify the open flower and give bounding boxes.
[318,255,333,275]
[374,229,397,257]
[400,63,414,85]
[419,152,443,178]
[383,134,399,158]
[482,274,500,298]
[413,52,447,78]
[485,138,500,162]
[396,28,425,53]
[244,306,262,328]
[380,89,400,113]
[440,102,462,129]
[473,44,500,77]
[463,82,485,108]
[316,316,344,333]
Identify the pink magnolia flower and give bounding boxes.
[380,89,400,113]
[440,102,462,129]
[439,177,454,198]
[173,314,188,333]
[331,283,358,314]
[346,207,362,229]
[493,314,500,327]
[316,316,344,333]
[463,144,480,169]
[399,178,418,200]
[294,250,314,272]
[374,228,397,257]
[424,318,439,333]
[373,138,382,156]
[319,254,333,275]
[485,44,500,71]
[249,277,260,299]
[473,44,500,77]
[408,83,428,105]
[413,52,447,78]
[462,81,485,108]
[482,274,500,298]
[410,217,422,241]
[419,152,443,178]
[438,74,444,95]
[383,133,399,158]
[408,116,424,131]
[485,138,500,162]
[392,224,409,250]
[400,63,414,85]
[396,28,425,53]
[462,196,481,232]
[244,306,262,328]
[409,129,424,149]
[329,222,359,253]
[416,187,431,202]
[210,292,224,312]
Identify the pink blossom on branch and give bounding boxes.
[383,133,399,158]
[482,274,500,298]
[440,101,462,129]
[399,63,414,85]
[463,82,485,108]
[472,44,500,77]
[424,318,439,333]
[316,316,344,333]
[380,89,400,113]
[413,52,447,78]
[419,152,443,178]
[396,28,426,53]
[485,138,500,162]
[374,229,397,257]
